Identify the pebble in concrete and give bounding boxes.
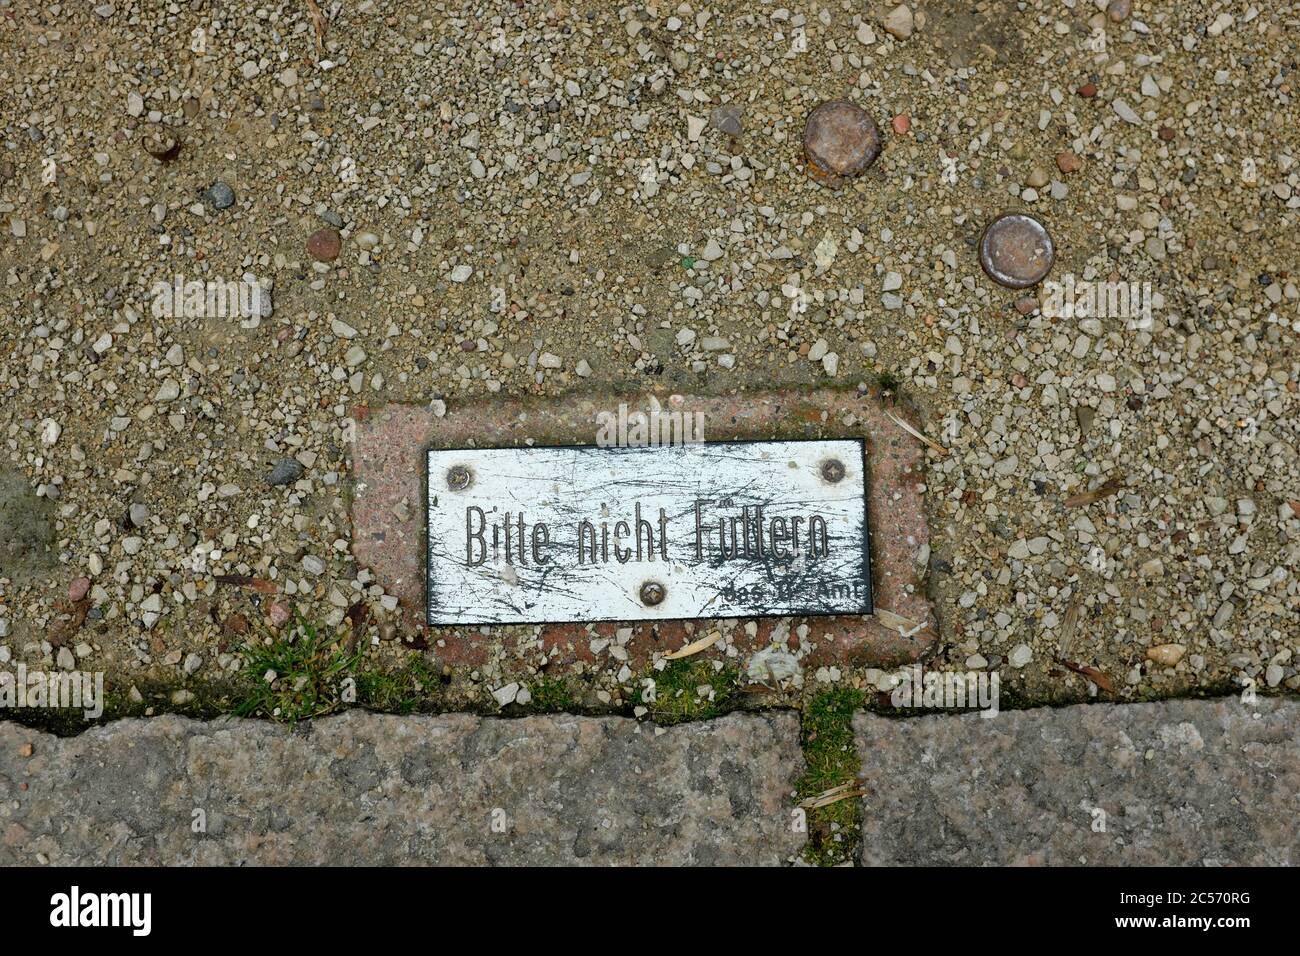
[142,131,180,162]
[204,181,235,210]
[265,458,305,486]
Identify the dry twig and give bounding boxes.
[799,782,867,809]
[885,409,949,456]
[663,630,721,660]
[305,0,326,55]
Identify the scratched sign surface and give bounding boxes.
[426,440,872,626]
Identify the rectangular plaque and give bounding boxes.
[426,440,871,625]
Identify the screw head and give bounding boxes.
[803,100,882,182]
[979,213,1055,289]
[639,581,666,606]
[821,459,846,483]
[446,465,471,490]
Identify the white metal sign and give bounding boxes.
[426,440,871,625]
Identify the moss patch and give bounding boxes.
[796,687,866,867]
[643,659,739,725]
[521,675,579,714]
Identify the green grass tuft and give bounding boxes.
[233,618,364,723]
[354,654,442,715]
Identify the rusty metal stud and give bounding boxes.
[821,459,846,483]
[979,213,1055,289]
[639,581,666,606]
[803,100,882,182]
[446,465,471,490]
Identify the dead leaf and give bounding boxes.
[49,597,91,647]
[1057,594,1082,659]
[1061,659,1115,694]
[401,629,429,651]
[1063,476,1124,508]
[215,574,277,595]
[663,630,721,660]
[345,601,370,632]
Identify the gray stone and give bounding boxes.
[265,458,305,486]
[0,711,804,865]
[856,699,1299,865]
[882,4,914,40]
[0,471,56,583]
[709,105,743,137]
[204,181,235,210]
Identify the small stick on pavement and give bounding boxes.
[663,630,721,660]
[305,0,326,54]
[799,782,867,809]
[885,409,949,456]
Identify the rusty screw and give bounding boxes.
[446,465,471,490]
[821,459,846,483]
[639,581,666,606]
[979,213,1055,289]
[803,100,883,182]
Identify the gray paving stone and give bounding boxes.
[1,711,804,865]
[856,698,1299,865]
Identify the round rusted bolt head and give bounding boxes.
[307,227,342,262]
[979,213,1055,288]
[821,459,846,483]
[639,581,666,606]
[803,100,882,181]
[446,465,471,490]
